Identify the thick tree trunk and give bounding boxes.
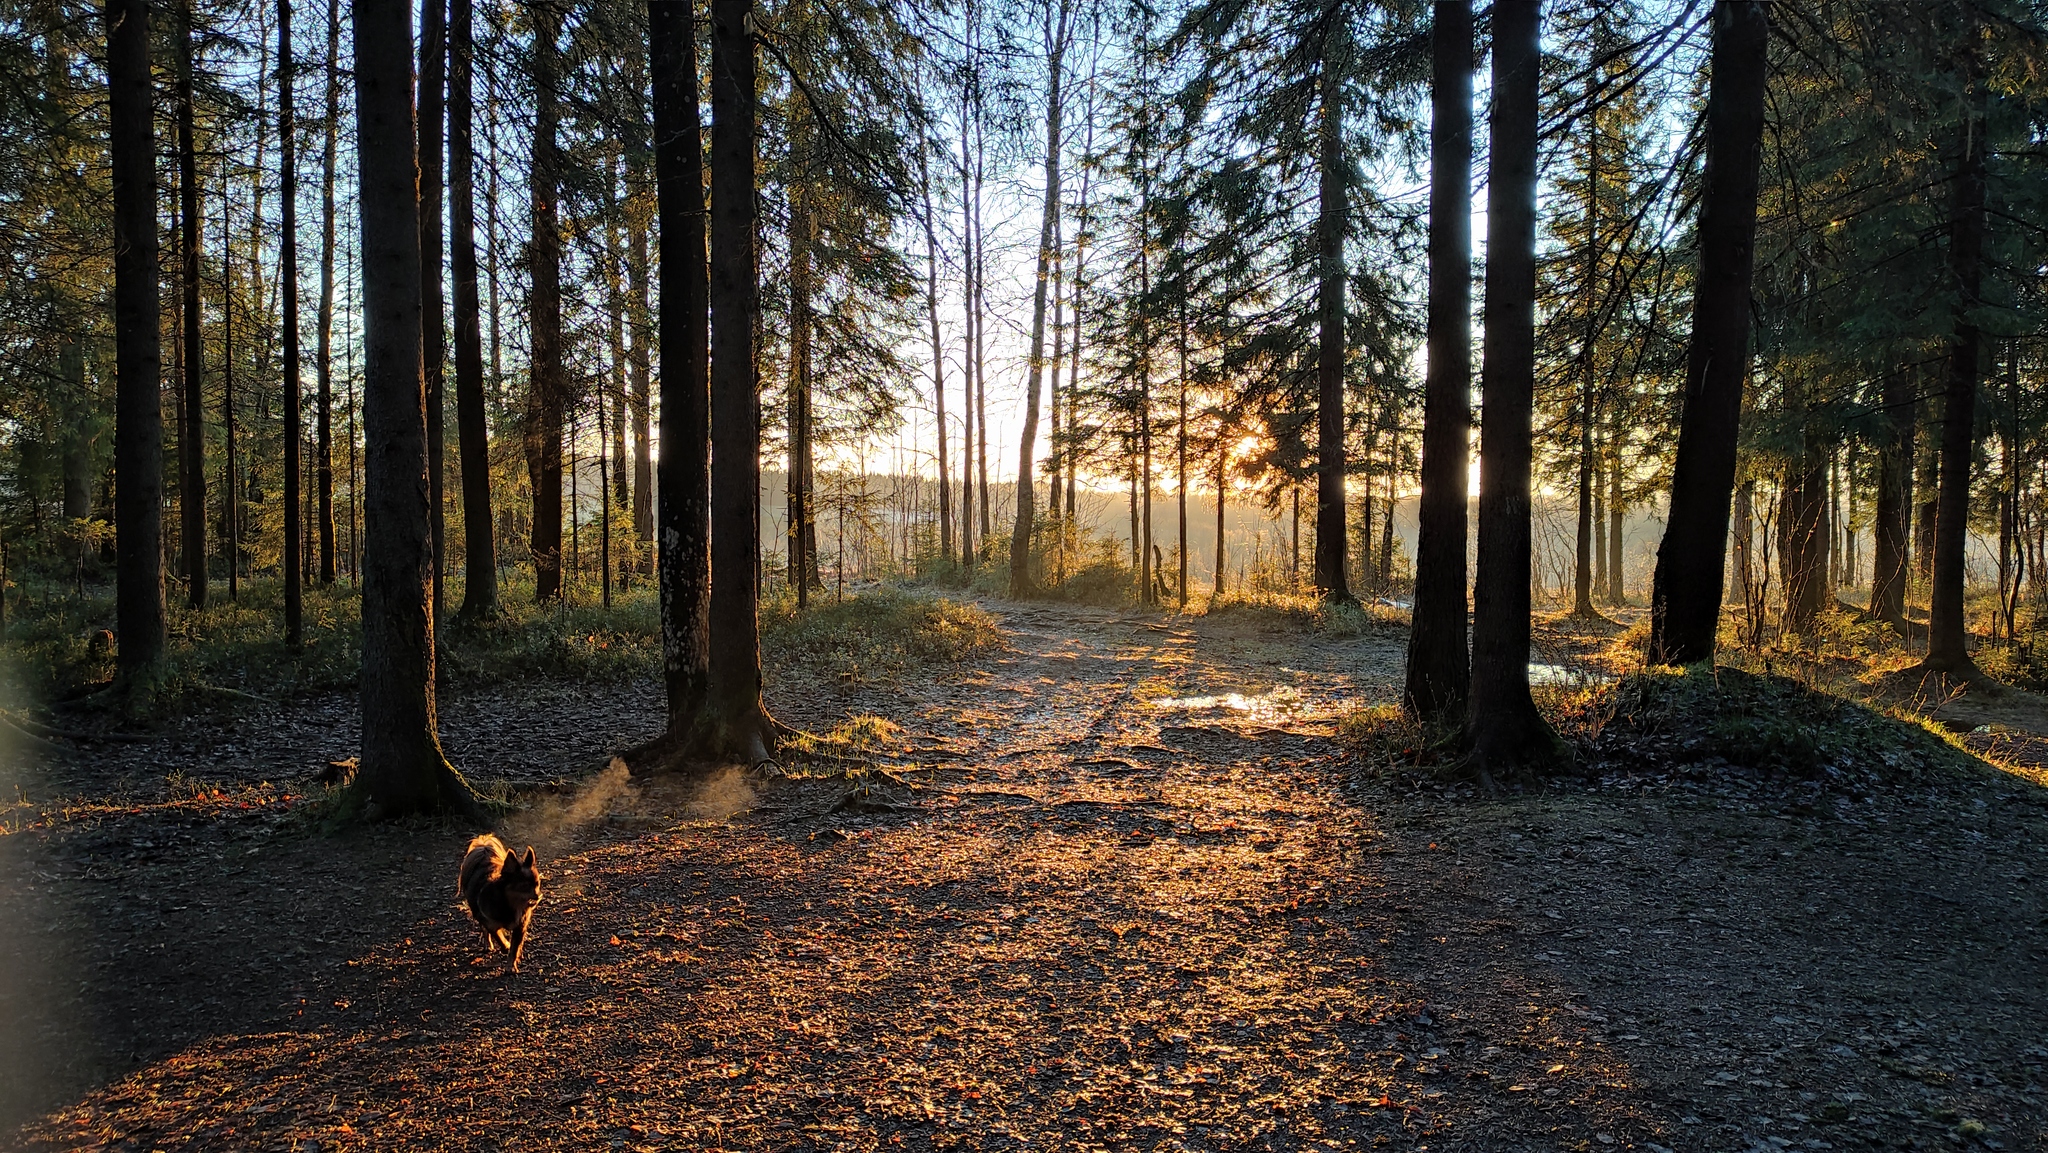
[175,0,206,608]
[1922,45,1987,678]
[1010,8,1068,599]
[419,0,445,631]
[107,0,168,682]
[316,0,338,584]
[919,148,952,564]
[349,0,477,817]
[1467,0,1560,776]
[527,2,564,602]
[1311,28,1349,601]
[651,0,709,738]
[450,0,495,619]
[703,0,773,761]
[1645,0,1770,666]
[280,0,303,645]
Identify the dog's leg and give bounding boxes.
[508,916,529,973]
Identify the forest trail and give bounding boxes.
[4,603,2048,1152]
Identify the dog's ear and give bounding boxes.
[523,847,537,868]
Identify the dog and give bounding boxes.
[457,834,542,972]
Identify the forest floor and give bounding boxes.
[3,598,2048,1152]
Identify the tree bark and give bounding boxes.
[280,0,303,645]
[651,0,710,738]
[786,128,815,605]
[1781,421,1826,633]
[527,1,564,602]
[107,0,168,683]
[450,0,495,619]
[419,0,446,632]
[1645,0,1770,665]
[628,199,654,547]
[1214,442,1226,596]
[1311,21,1349,601]
[349,0,477,817]
[1010,1,1070,598]
[959,89,977,573]
[1921,37,1987,678]
[704,0,773,761]
[1404,0,1472,722]
[1467,0,1560,776]
[919,147,952,564]
[175,0,207,608]
[1606,426,1624,605]
[316,0,338,584]
[1572,78,1600,620]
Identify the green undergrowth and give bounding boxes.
[0,578,366,713]
[1562,664,1977,784]
[1339,662,1981,788]
[2,573,1000,720]
[761,586,1004,686]
[1338,703,1469,779]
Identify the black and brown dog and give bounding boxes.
[457,834,542,972]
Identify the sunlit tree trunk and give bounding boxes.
[1467,0,1561,776]
[1646,0,1770,665]
[1010,0,1071,598]
[1404,0,1472,721]
[918,146,952,564]
[107,0,168,682]
[349,0,477,817]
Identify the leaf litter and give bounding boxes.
[0,601,2045,1151]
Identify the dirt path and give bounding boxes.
[3,602,2047,1152]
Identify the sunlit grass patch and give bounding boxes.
[1337,703,1467,780]
[779,714,907,775]
[762,586,1004,685]
[1201,589,1402,635]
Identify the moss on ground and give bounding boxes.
[1565,663,1978,784]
